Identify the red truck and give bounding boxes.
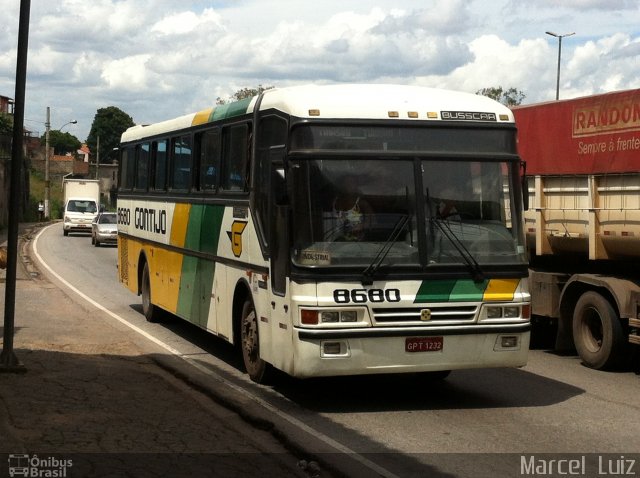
[513,89,640,370]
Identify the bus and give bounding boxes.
[117,84,531,383]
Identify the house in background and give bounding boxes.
[0,94,14,114]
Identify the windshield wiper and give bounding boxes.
[430,217,485,282]
[361,214,410,285]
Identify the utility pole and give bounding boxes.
[1,0,31,373]
[44,106,51,218]
[96,135,100,179]
[44,114,76,218]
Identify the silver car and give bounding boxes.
[91,212,118,247]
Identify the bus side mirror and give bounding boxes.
[273,167,289,206]
[520,161,529,211]
[522,177,529,211]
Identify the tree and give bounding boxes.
[86,106,135,163]
[40,130,81,155]
[0,112,12,136]
[476,87,526,106]
[216,85,275,105]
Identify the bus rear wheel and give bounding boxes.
[572,291,626,370]
[240,299,272,384]
[141,262,161,323]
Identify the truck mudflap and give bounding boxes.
[629,290,640,347]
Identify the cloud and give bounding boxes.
[151,8,224,36]
[374,0,474,36]
[1,0,638,142]
[101,54,153,91]
[566,33,640,95]
[532,0,638,9]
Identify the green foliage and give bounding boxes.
[0,112,13,136]
[216,85,275,105]
[86,106,135,164]
[29,170,64,220]
[40,130,82,155]
[476,86,526,106]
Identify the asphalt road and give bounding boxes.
[32,223,640,478]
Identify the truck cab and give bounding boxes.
[63,197,99,236]
[61,178,101,236]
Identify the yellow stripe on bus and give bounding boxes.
[192,108,214,126]
[482,279,519,301]
[160,203,192,312]
[170,203,191,248]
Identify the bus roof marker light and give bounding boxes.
[388,111,399,118]
[427,112,438,119]
[499,114,510,121]
[309,109,320,116]
[408,111,419,118]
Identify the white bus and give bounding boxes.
[117,84,530,383]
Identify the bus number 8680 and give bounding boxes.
[333,288,401,304]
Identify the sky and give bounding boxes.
[1,0,639,143]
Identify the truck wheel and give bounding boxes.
[141,262,160,322]
[572,291,626,370]
[240,298,272,383]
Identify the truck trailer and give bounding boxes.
[513,89,640,370]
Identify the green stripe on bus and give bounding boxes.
[177,205,225,326]
[210,97,253,121]
[177,257,215,327]
[414,279,489,303]
[183,204,225,253]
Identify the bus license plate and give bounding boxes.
[405,337,443,353]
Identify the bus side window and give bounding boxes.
[135,142,150,191]
[171,135,192,191]
[118,148,128,190]
[198,128,220,192]
[254,115,288,250]
[119,146,136,190]
[222,123,249,192]
[153,139,168,191]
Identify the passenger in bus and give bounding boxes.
[326,175,373,241]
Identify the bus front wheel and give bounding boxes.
[240,299,272,384]
[141,262,161,323]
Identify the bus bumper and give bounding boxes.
[291,326,530,378]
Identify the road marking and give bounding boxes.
[32,225,400,478]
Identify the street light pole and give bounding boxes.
[546,31,575,100]
[43,111,77,219]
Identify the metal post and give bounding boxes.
[96,135,100,179]
[554,36,561,100]
[1,0,31,373]
[44,106,50,218]
[546,31,575,100]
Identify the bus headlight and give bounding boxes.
[486,306,502,319]
[340,311,358,322]
[503,306,520,318]
[300,308,368,327]
[320,311,339,323]
[482,304,529,321]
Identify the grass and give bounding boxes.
[29,170,64,220]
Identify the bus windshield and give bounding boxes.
[291,158,526,270]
